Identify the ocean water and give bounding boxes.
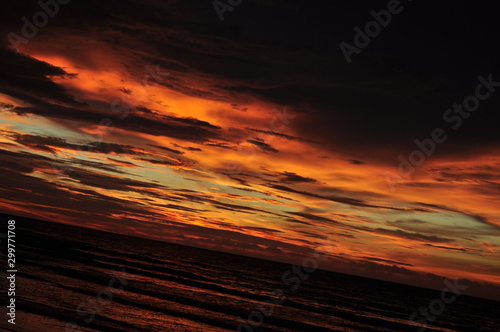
[0,215,498,332]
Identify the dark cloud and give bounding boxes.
[245,127,311,142]
[0,148,55,174]
[286,218,314,226]
[279,172,318,184]
[67,168,169,192]
[296,230,328,239]
[204,142,235,150]
[288,212,338,224]
[138,157,185,167]
[360,256,413,267]
[6,102,222,143]
[388,219,427,227]
[172,144,202,152]
[0,47,82,107]
[212,200,282,217]
[269,184,403,211]
[10,133,145,156]
[371,228,454,244]
[228,186,299,202]
[160,204,205,213]
[243,226,283,235]
[177,192,283,217]
[68,159,127,174]
[415,202,460,213]
[106,158,138,167]
[424,244,468,253]
[148,144,184,155]
[247,139,279,153]
[415,202,500,230]
[467,214,500,230]
[138,107,221,130]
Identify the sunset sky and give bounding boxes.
[1,0,499,298]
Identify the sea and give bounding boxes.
[0,215,498,332]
